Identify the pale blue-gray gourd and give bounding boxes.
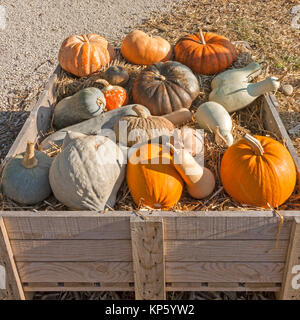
[1,142,53,204]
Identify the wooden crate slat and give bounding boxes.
[166,240,289,262]
[166,262,284,283]
[11,240,132,262]
[17,262,134,283]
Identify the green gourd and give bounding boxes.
[49,132,126,210]
[53,87,106,129]
[209,76,280,113]
[195,101,233,146]
[1,142,53,204]
[211,62,262,89]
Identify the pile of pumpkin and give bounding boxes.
[1,30,297,210]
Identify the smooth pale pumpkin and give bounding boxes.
[127,143,183,209]
[58,34,115,77]
[174,30,236,75]
[1,142,52,204]
[220,134,296,208]
[132,61,200,116]
[121,30,172,65]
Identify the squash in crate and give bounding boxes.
[49,132,126,210]
[121,30,172,65]
[103,66,129,86]
[114,105,174,147]
[132,61,200,116]
[1,142,53,204]
[96,79,129,111]
[58,33,115,77]
[220,134,297,208]
[53,87,106,129]
[127,143,183,209]
[174,30,236,75]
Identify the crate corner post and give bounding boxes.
[130,216,166,300]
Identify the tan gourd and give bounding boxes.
[162,109,193,126]
[209,76,280,113]
[167,143,215,199]
[211,62,262,89]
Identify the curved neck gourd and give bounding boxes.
[247,77,280,97]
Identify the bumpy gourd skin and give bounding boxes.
[53,87,105,129]
[2,151,53,205]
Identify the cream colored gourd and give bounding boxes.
[209,76,280,113]
[195,101,233,146]
[49,132,126,210]
[211,62,262,89]
[167,143,215,199]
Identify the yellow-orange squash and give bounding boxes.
[127,143,183,209]
[58,34,115,77]
[220,134,296,208]
[121,30,172,65]
[174,31,236,75]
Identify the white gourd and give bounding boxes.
[195,101,233,146]
[209,76,280,113]
[211,62,262,89]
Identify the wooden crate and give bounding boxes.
[0,66,300,300]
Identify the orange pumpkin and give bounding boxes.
[174,30,236,75]
[121,30,172,65]
[96,79,129,111]
[58,34,115,77]
[220,134,296,208]
[127,143,183,209]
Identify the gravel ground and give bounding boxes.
[0,0,178,159]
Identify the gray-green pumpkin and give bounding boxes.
[53,87,106,129]
[49,132,126,210]
[1,142,53,204]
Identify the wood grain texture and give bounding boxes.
[131,217,165,300]
[11,240,132,262]
[165,240,289,262]
[17,262,133,283]
[0,218,25,300]
[279,217,300,300]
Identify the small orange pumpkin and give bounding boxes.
[121,30,172,65]
[127,143,183,209]
[96,79,129,111]
[220,134,297,208]
[174,30,236,75]
[58,34,115,77]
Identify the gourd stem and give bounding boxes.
[22,142,38,169]
[96,79,111,88]
[96,96,106,107]
[199,29,206,45]
[132,105,149,119]
[243,134,264,156]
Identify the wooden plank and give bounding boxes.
[263,93,300,181]
[279,217,300,299]
[131,217,165,300]
[3,66,59,163]
[4,211,300,240]
[11,240,132,262]
[0,218,25,300]
[165,240,289,262]
[166,262,284,283]
[17,262,133,283]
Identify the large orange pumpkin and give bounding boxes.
[127,143,183,209]
[58,34,115,77]
[121,30,172,65]
[220,134,296,208]
[174,31,236,75]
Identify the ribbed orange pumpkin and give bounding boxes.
[121,30,172,65]
[58,34,115,77]
[220,134,296,208]
[127,143,183,209]
[174,31,236,75]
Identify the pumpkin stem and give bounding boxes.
[22,141,38,169]
[243,134,264,156]
[132,105,149,119]
[199,29,206,45]
[96,96,106,107]
[82,34,89,42]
